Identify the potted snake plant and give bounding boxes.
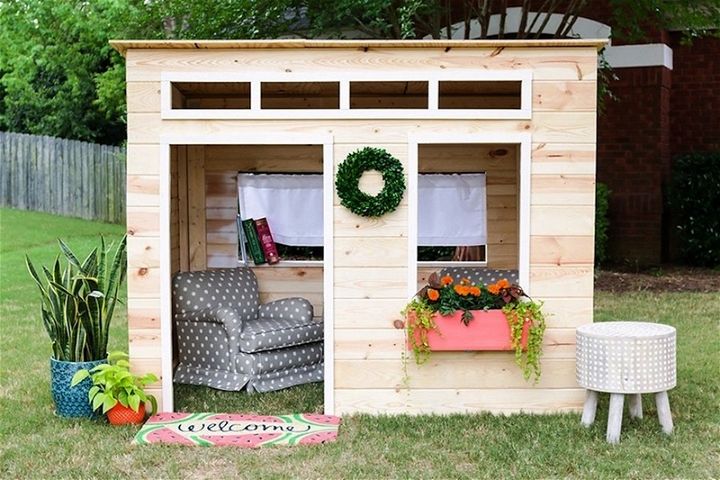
[26,236,127,418]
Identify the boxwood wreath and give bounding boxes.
[335,147,406,217]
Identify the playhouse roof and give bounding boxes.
[110,38,608,56]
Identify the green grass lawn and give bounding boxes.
[1,208,718,479]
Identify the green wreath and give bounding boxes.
[335,147,406,217]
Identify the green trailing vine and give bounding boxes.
[502,300,546,384]
[400,298,437,389]
[335,147,406,217]
[402,298,437,366]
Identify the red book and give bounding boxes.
[254,218,280,264]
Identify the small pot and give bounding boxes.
[107,403,146,425]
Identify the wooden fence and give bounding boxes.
[0,131,126,224]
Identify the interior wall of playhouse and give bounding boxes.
[123,44,598,414]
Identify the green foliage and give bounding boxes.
[0,0,295,145]
[434,284,501,319]
[417,246,456,261]
[669,152,720,267]
[26,235,127,361]
[71,351,157,414]
[0,0,128,145]
[503,300,546,384]
[595,182,611,265]
[608,0,720,43]
[335,147,406,217]
[401,298,437,365]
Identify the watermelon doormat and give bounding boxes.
[133,412,341,447]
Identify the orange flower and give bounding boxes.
[441,275,454,286]
[460,277,471,285]
[497,279,510,289]
[454,285,471,296]
[427,288,439,301]
[469,286,481,296]
[487,284,500,295]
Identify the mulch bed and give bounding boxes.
[595,266,720,293]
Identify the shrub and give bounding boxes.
[595,182,611,265]
[669,152,720,267]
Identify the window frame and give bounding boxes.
[160,70,532,120]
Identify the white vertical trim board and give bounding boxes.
[158,133,334,413]
[322,141,335,415]
[160,81,172,115]
[339,81,350,110]
[159,144,173,412]
[407,141,420,299]
[427,79,439,110]
[518,140,531,293]
[406,133,532,298]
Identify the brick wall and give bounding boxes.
[596,67,672,264]
[669,34,720,157]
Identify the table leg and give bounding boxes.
[655,391,673,434]
[629,393,643,419]
[606,393,624,444]
[581,390,598,427]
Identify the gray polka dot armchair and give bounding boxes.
[172,268,323,393]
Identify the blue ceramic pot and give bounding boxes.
[50,357,107,418]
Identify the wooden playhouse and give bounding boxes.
[112,39,604,415]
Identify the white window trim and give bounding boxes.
[419,260,489,268]
[160,70,532,120]
[407,133,531,298]
[159,133,335,415]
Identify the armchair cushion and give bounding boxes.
[239,317,323,353]
[235,343,324,374]
[258,297,314,322]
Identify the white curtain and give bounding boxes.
[237,172,487,247]
[418,174,487,246]
[237,174,323,246]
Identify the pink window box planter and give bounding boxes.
[408,309,529,351]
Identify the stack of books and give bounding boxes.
[237,216,280,265]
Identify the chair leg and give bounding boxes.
[606,393,624,444]
[581,390,598,427]
[629,393,643,419]
[655,391,673,434]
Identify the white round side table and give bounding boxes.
[576,321,676,444]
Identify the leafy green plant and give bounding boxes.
[503,300,546,383]
[71,351,158,415]
[26,236,127,361]
[669,152,720,267]
[595,182,611,265]
[401,298,437,365]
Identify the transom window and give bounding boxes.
[161,71,531,119]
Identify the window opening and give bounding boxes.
[438,81,521,109]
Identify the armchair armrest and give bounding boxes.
[258,297,314,322]
[174,306,244,332]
